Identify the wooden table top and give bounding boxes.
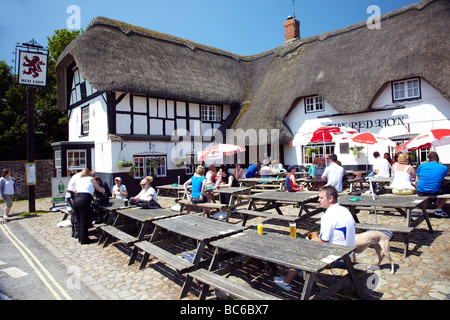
[152,214,246,242]
[339,194,427,208]
[249,191,319,202]
[116,207,182,222]
[210,230,354,273]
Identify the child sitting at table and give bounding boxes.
[285,165,304,192]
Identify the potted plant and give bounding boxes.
[118,160,133,168]
[118,160,136,176]
[348,146,365,159]
[305,147,320,163]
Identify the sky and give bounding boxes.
[1,0,419,68]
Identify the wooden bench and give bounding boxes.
[134,241,194,274]
[185,269,282,300]
[98,225,138,248]
[237,209,300,227]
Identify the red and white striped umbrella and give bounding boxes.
[351,132,396,147]
[290,126,357,147]
[397,128,450,153]
[197,143,246,162]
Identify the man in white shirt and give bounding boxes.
[368,151,391,178]
[275,186,355,291]
[321,154,344,192]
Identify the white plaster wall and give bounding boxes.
[284,79,450,166]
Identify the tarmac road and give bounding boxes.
[0,220,99,300]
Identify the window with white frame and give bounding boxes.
[55,150,62,177]
[392,78,421,101]
[304,96,324,113]
[81,106,89,135]
[201,105,221,122]
[133,156,167,179]
[67,150,86,173]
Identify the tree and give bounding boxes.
[0,29,81,160]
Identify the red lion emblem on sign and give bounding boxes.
[22,56,46,78]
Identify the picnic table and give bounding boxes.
[339,194,431,229]
[135,214,246,274]
[181,230,362,300]
[97,206,182,263]
[238,178,285,190]
[339,194,431,257]
[295,177,327,190]
[247,191,320,218]
[94,197,136,225]
[156,184,189,198]
[178,186,250,221]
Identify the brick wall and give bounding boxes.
[0,160,54,199]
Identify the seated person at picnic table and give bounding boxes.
[132,176,158,204]
[271,159,287,173]
[367,151,392,178]
[112,177,128,200]
[415,151,448,218]
[321,154,344,192]
[275,186,355,291]
[285,165,304,192]
[233,163,245,179]
[259,160,273,178]
[94,176,112,206]
[216,165,239,204]
[308,156,319,178]
[205,164,217,187]
[184,166,211,217]
[245,161,259,178]
[390,153,416,195]
[311,156,327,191]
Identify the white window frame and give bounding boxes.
[67,149,87,172]
[55,150,62,177]
[201,105,221,122]
[305,96,324,113]
[81,106,90,135]
[392,78,421,101]
[133,156,167,179]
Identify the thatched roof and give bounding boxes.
[56,17,249,111]
[56,0,449,145]
[233,0,450,144]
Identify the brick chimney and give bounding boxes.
[284,16,300,41]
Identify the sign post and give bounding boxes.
[15,39,48,213]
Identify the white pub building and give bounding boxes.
[55,0,449,195]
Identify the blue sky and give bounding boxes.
[1,0,418,68]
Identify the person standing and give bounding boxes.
[0,169,16,221]
[321,154,345,192]
[73,169,104,244]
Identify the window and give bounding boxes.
[305,96,324,113]
[67,150,86,174]
[133,156,167,179]
[81,106,89,135]
[55,150,62,177]
[201,105,221,122]
[392,78,421,101]
[303,144,335,164]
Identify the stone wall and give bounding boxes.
[0,160,54,199]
